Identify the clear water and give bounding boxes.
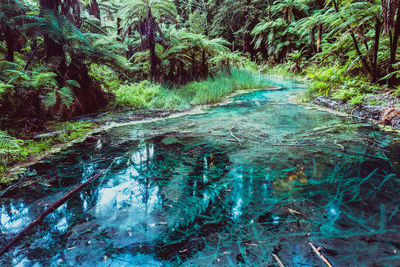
[1,76,400,266]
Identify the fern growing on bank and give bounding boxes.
[0,131,22,169]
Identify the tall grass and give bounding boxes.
[113,68,266,110]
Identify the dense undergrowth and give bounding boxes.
[264,62,395,107]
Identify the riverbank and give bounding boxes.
[264,65,400,131]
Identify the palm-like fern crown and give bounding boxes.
[119,0,177,25]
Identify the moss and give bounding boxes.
[0,121,96,182]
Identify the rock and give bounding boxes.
[33,130,69,140]
[352,105,382,120]
[84,136,99,143]
[312,96,345,111]
[380,107,400,125]
[391,115,400,129]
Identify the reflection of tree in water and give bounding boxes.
[125,134,232,262]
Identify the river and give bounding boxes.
[1,76,400,266]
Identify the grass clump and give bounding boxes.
[112,68,265,110]
[189,68,264,104]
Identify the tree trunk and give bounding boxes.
[191,51,197,80]
[243,32,251,55]
[372,19,381,83]
[4,25,14,62]
[332,0,372,76]
[65,61,107,115]
[309,27,317,54]
[350,33,372,75]
[146,8,158,82]
[389,4,400,85]
[117,18,122,41]
[89,0,101,24]
[0,172,103,257]
[40,0,66,75]
[201,49,208,79]
[317,24,323,53]
[167,60,176,82]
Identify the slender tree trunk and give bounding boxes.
[309,27,317,54]
[372,19,381,83]
[89,0,101,25]
[146,8,158,81]
[191,51,197,80]
[317,24,323,53]
[167,60,176,82]
[350,33,372,74]
[201,49,208,79]
[332,0,371,75]
[389,4,400,85]
[243,32,251,55]
[117,18,122,41]
[4,26,14,62]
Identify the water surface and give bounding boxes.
[1,76,400,266]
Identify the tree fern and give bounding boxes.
[0,131,21,152]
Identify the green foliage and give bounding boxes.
[0,121,95,177]
[44,86,75,108]
[113,81,162,108]
[0,81,13,100]
[31,72,58,90]
[305,65,380,103]
[0,130,23,170]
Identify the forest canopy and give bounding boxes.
[1,0,400,129]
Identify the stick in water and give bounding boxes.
[0,171,103,257]
[272,253,285,267]
[309,242,333,267]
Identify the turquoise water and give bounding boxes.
[1,76,400,266]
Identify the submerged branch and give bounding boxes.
[309,242,333,267]
[230,126,242,144]
[0,171,104,257]
[272,253,285,267]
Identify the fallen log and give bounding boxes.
[33,130,69,140]
[0,171,103,257]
